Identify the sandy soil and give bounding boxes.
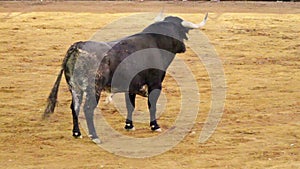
[0,1,299,169]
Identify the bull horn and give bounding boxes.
[154,8,165,22]
[181,13,208,29]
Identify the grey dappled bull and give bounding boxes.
[43,12,208,144]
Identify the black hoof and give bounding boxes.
[124,119,135,131]
[150,120,161,132]
[73,131,82,138]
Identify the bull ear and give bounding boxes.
[181,13,208,29]
[154,8,165,22]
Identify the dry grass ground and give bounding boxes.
[0,1,299,169]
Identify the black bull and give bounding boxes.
[43,13,208,144]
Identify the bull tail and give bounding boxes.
[43,42,82,119]
[43,68,64,119]
[43,43,79,119]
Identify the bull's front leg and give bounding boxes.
[148,86,162,132]
[125,93,136,130]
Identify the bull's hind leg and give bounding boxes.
[125,93,136,131]
[71,89,83,138]
[83,88,101,144]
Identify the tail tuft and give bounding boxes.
[42,69,64,119]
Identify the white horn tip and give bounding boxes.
[154,8,165,22]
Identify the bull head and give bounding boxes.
[154,11,208,29]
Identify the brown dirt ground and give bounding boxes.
[0,1,299,169]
